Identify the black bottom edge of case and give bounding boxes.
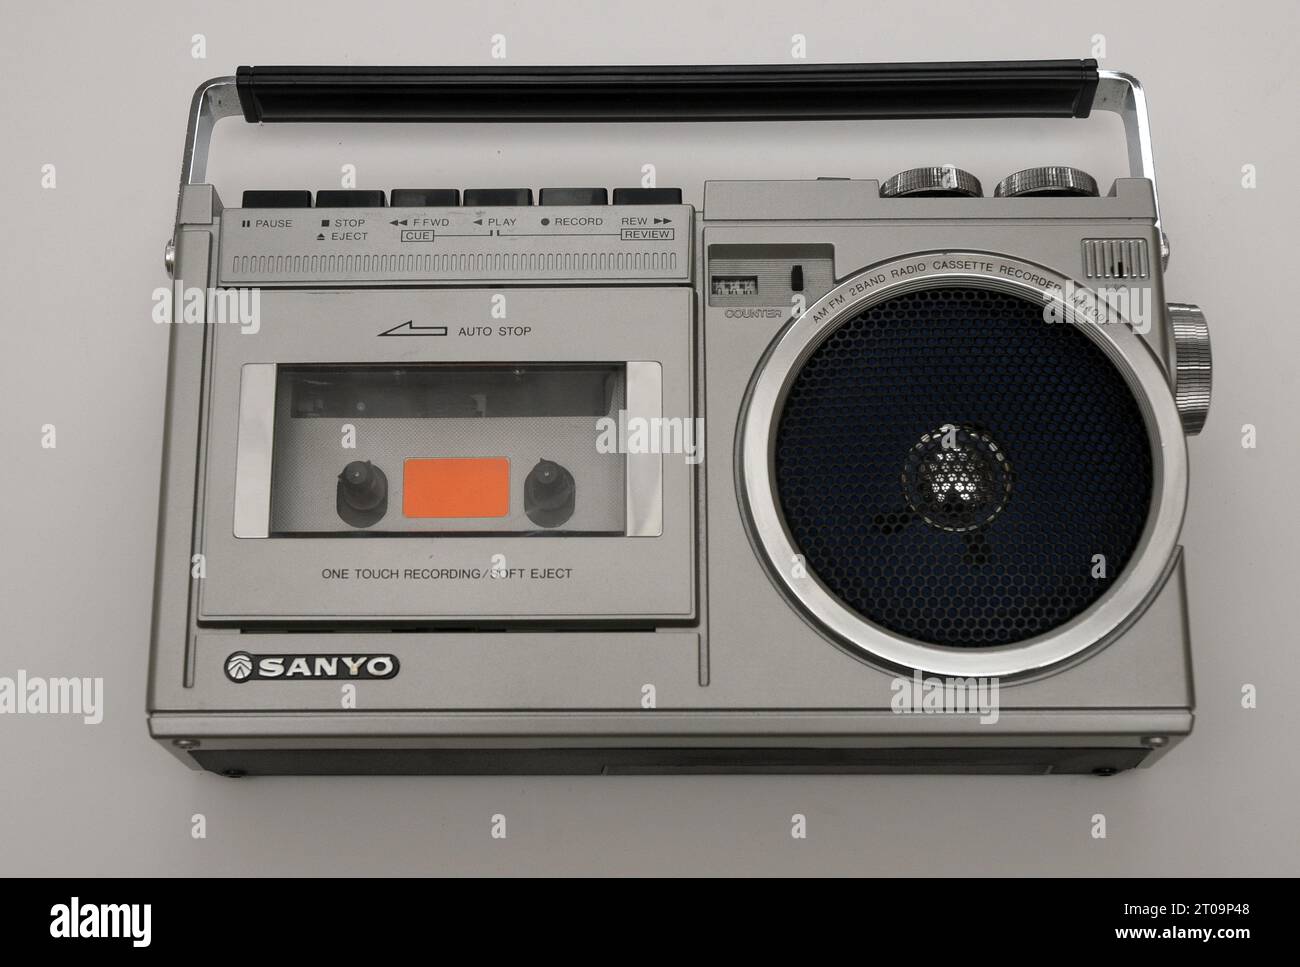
[193,746,1149,776]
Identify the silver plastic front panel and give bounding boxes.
[219,204,691,285]
[198,287,694,620]
[150,175,1193,767]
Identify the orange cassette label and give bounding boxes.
[402,458,510,518]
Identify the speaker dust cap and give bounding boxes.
[740,253,1188,679]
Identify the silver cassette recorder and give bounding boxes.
[150,61,1211,775]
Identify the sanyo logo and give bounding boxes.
[224,651,399,683]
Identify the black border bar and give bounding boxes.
[11,876,1277,951]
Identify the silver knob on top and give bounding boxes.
[880,166,983,198]
[1168,303,1212,435]
[994,166,1099,197]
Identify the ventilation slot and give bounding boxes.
[1082,238,1150,280]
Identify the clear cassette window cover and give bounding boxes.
[269,363,627,536]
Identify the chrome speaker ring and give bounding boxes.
[738,252,1188,679]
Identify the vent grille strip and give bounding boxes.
[1082,238,1150,280]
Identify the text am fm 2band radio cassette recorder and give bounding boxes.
[149,61,1212,775]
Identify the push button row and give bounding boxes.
[241,187,683,208]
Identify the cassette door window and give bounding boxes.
[260,363,654,536]
[202,287,694,621]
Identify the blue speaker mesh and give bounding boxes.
[774,286,1153,648]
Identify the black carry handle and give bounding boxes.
[235,60,1100,124]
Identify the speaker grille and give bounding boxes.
[774,286,1153,648]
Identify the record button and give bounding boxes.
[540,187,608,205]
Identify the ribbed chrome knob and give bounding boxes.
[994,166,1099,197]
[880,166,983,198]
[1169,303,1212,435]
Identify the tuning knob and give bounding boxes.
[880,166,983,198]
[994,166,1099,197]
[1168,304,1212,435]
